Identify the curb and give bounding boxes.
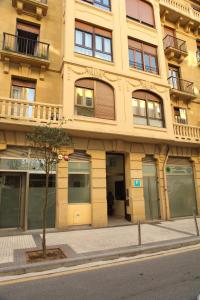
[1,236,200,276]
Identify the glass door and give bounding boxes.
[168,66,180,90]
[0,174,22,228]
[143,159,160,220]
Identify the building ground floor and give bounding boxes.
[0,131,200,231]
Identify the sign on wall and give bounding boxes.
[133,179,141,188]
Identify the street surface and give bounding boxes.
[0,247,200,300]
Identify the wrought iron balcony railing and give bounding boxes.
[163,35,187,53]
[2,33,49,60]
[168,76,194,94]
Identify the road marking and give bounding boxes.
[1,243,200,286]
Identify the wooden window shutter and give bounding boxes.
[17,21,40,34]
[12,78,36,89]
[75,79,94,89]
[95,28,112,38]
[128,38,142,50]
[95,81,115,120]
[142,43,157,55]
[132,90,147,100]
[126,0,139,20]
[139,0,154,27]
[75,20,93,33]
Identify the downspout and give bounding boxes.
[163,145,170,220]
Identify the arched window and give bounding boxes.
[75,78,115,120]
[126,0,155,28]
[132,90,164,127]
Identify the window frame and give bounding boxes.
[10,78,36,102]
[75,26,113,62]
[132,93,164,128]
[81,0,111,11]
[68,159,91,204]
[174,107,188,124]
[129,42,159,74]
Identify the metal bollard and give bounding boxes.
[138,220,142,246]
[193,209,199,237]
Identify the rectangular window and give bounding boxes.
[11,78,36,118]
[82,0,111,11]
[75,87,94,117]
[75,21,112,62]
[68,160,91,203]
[129,39,158,74]
[16,21,40,56]
[133,97,163,127]
[174,107,187,124]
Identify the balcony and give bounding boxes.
[163,35,188,63]
[197,50,200,65]
[160,0,200,33]
[174,123,200,143]
[168,76,196,101]
[0,33,50,77]
[0,97,63,125]
[12,0,48,20]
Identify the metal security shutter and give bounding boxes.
[167,157,197,218]
[95,81,115,120]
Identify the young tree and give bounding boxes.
[27,125,71,257]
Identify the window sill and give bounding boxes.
[129,67,161,78]
[68,203,91,205]
[74,115,117,125]
[133,124,167,132]
[74,52,115,66]
[127,17,157,34]
[76,0,113,16]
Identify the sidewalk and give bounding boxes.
[0,218,200,276]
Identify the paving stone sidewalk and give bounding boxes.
[0,218,199,269]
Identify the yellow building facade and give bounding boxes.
[0,0,200,230]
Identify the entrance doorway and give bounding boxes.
[0,173,24,229]
[143,157,160,220]
[106,153,129,222]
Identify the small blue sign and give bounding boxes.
[133,179,141,188]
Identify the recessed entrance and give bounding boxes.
[106,153,130,224]
[0,173,25,229]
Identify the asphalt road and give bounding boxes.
[1,248,200,300]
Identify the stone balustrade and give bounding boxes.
[0,97,63,124]
[160,0,200,23]
[174,123,200,142]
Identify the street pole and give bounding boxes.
[193,208,199,237]
[138,220,142,246]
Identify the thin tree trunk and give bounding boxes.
[42,165,49,258]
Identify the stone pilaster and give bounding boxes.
[87,150,107,227]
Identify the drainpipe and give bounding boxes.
[163,145,170,220]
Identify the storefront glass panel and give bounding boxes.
[28,174,56,229]
[167,162,197,218]
[0,174,22,228]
